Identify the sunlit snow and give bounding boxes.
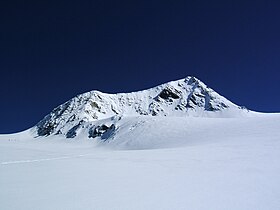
[1,114,280,210]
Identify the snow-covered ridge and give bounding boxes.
[36,76,249,137]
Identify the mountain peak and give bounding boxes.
[36,76,248,137]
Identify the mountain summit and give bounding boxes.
[36,76,249,138]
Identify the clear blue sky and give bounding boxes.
[1,0,279,133]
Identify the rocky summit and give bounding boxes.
[36,76,249,138]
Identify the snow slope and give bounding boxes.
[1,114,280,210]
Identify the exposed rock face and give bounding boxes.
[158,86,181,100]
[88,124,116,139]
[36,76,243,137]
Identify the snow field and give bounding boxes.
[1,114,280,210]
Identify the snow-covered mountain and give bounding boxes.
[1,77,280,210]
[36,76,251,138]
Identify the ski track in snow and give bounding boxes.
[0,154,93,165]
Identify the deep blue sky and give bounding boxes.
[1,0,280,133]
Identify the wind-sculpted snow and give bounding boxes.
[36,76,250,138]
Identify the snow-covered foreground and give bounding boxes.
[1,114,280,210]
